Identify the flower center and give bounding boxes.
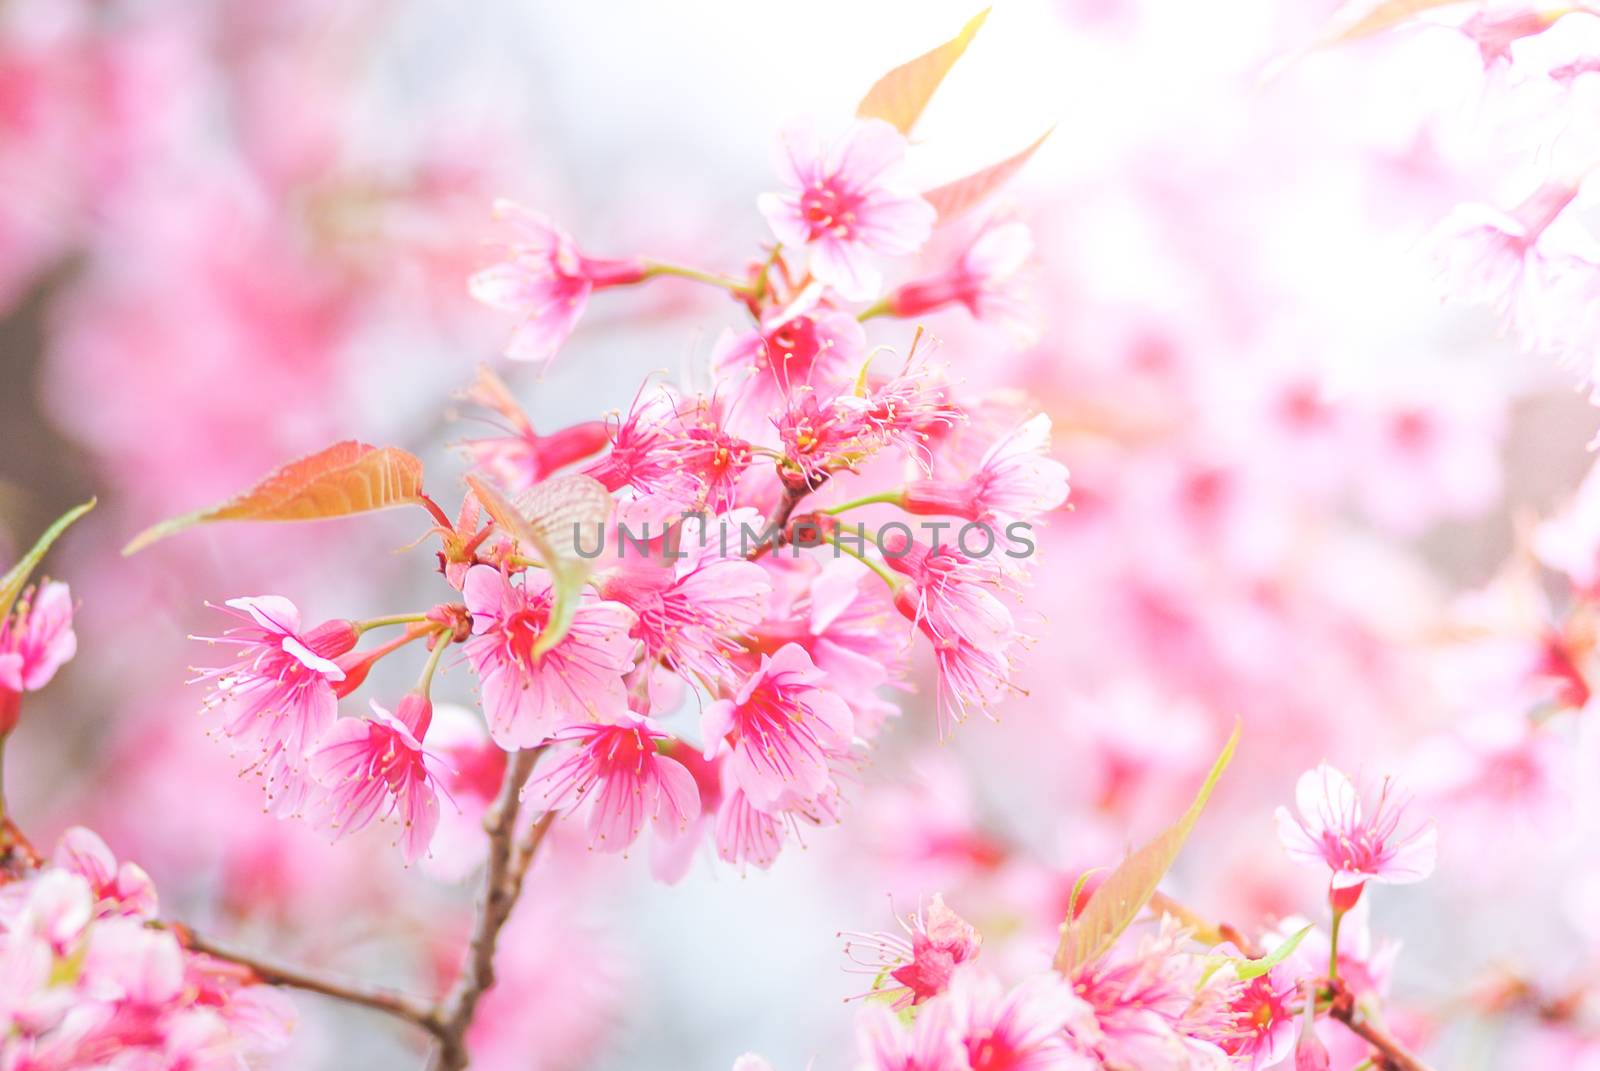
[799,183,860,241]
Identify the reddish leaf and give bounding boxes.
[857,8,990,135]
[124,442,426,554]
[922,127,1053,222]
[1054,721,1240,973]
[0,499,95,621]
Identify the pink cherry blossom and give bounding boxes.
[596,518,771,689]
[460,364,611,492]
[522,712,701,853]
[469,199,647,363]
[1064,917,1231,1069]
[307,696,448,864]
[0,579,76,734]
[52,826,158,919]
[584,387,754,523]
[714,779,786,873]
[711,285,866,424]
[855,998,970,1071]
[1435,182,1583,359]
[1276,764,1437,894]
[947,967,1093,1071]
[903,414,1070,524]
[1458,9,1571,68]
[1214,969,1298,1071]
[461,564,636,749]
[841,894,981,1008]
[191,596,358,815]
[889,218,1037,339]
[758,119,936,299]
[701,643,853,812]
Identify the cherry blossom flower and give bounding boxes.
[584,387,754,524]
[52,826,158,919]
[947,967,1093,1071]
[0,579,76,734]
[469,199,648,363]
[1064,917,1231,1069]
[307,696,449,864]
[714,779,786,873]
[759,118,936,299]
[701,643,853,812]
[1276,764,1437,898]
[1214,968,1299,1071]
[596,516,771,689]
[888,219,1037,339]
[0,831,290,1068]
[903,414,1070,524]
[1435,182,1583,354]
[855,998,970,1071]
[712,285,866,424]
[191,597,358,815]
[1458,8,1572,68]
[461,564,637,748]
[522,712,701,853]
[460,364,610,492]
[841,894,981,1008]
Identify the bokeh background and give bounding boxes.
[5,0,1600,1068]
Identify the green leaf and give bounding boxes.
[856,8,990,135]
[465,473,612,657]
[0,499,95,622]
[1236,925,1312,981]
[124,442,426,554]
[1197,924,1313,985]
[922,127,1053,222]
[1054,720,1241,973]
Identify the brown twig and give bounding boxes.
[1329,983,1439,1071]
[429,746,542,1071]
[168,923,442,1036]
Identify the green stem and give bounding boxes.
[824,490,906,515]
[1329,907,1346,983]
[416,631,452,696]
[857,297,893,321]
[641,261,755,297]
[355,612,431,635]
[751,245,783,303]
[830,538,901,590]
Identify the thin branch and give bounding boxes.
[429,746,541,1071]
[1329,985,1439,1071]
[167,923,442,1037]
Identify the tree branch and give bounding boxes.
[1329,985,1438,1071]
[168,923,443,1037]
[429,746,542,1071]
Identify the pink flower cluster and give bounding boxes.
[743,762,1436,1071]
[184,106,1067,877]
[0,827,290,1069]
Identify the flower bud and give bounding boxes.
[302,619,360,660]
[395,693,433,739]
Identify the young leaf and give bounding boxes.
[922,127,1053,222]
[123,442,426,554]
[465,473,612,657]
[1054,720,1241,973]
[1198,924,1314,985]
[0,499,95,621]
[1235,925,1312,981]
[856,8,991,135]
